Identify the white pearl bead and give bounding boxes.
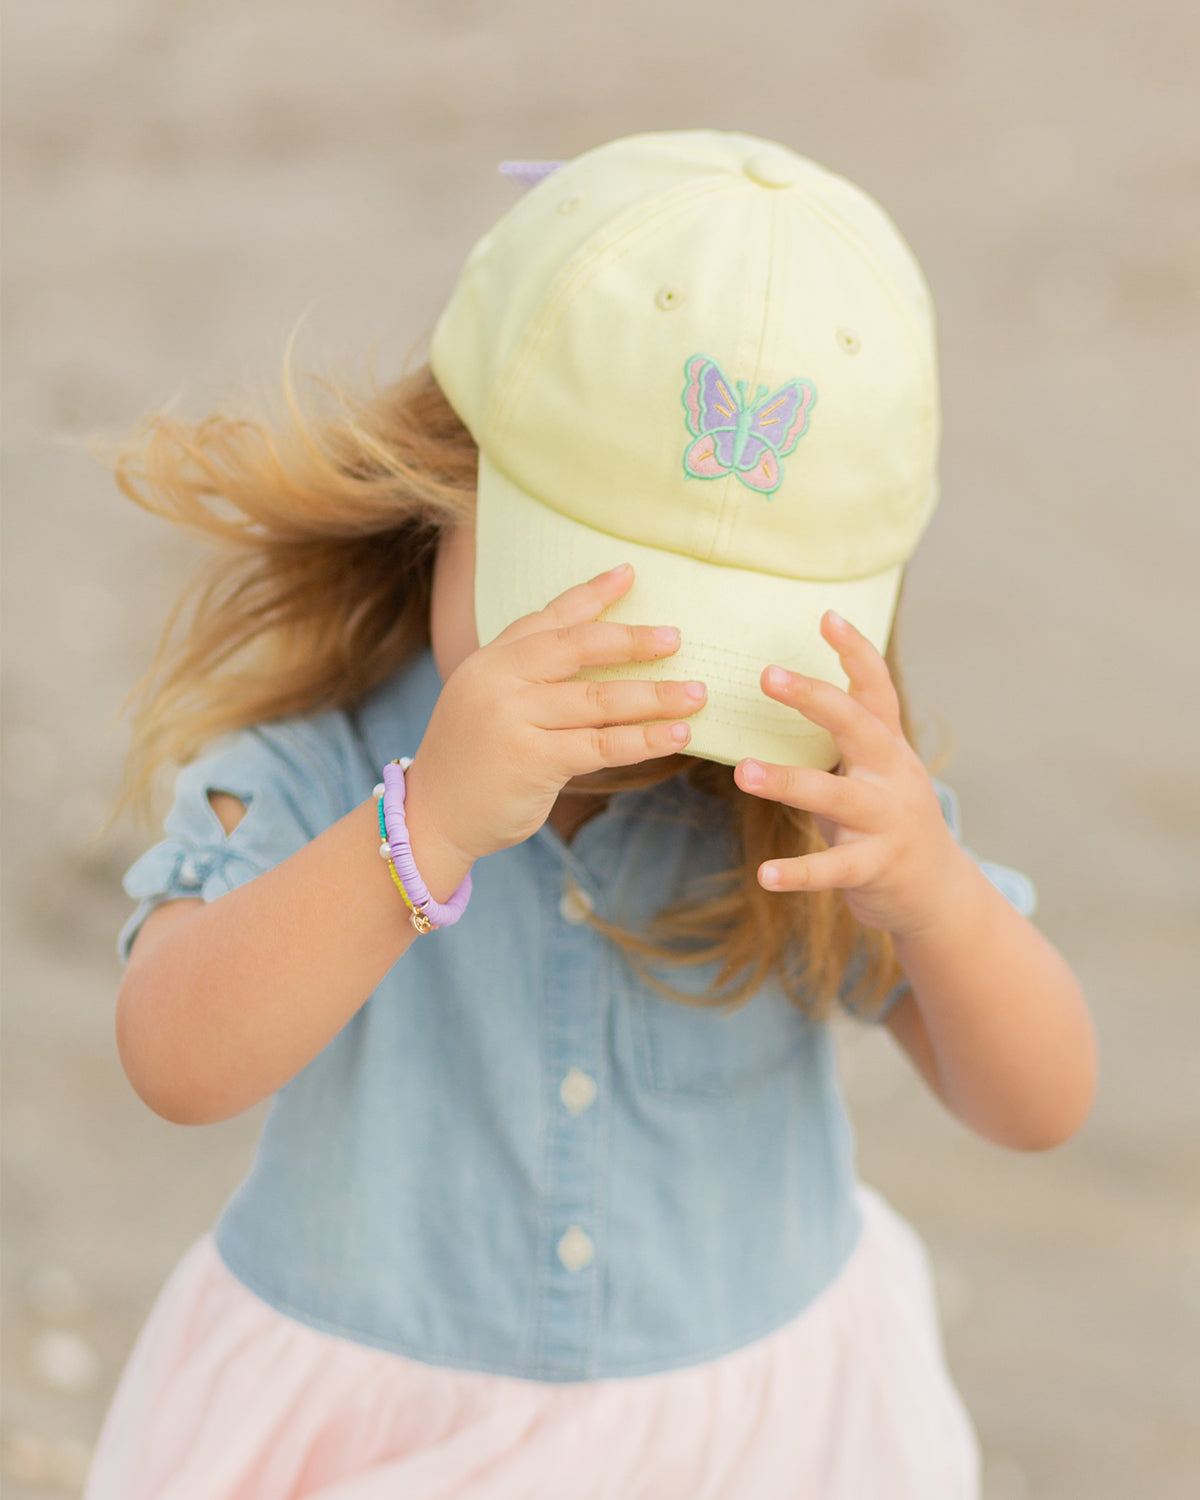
[373,783,385,799]
[379,841,392,859]
[399,757,413,770]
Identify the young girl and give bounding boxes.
[87,129,1096,1499]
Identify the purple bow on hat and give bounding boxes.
[498,160,567,188]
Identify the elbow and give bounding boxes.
[1039,1016,1101,1150]
[117,1050,230,1127]
[115,1001,188,1124]
[1027,1089,1098,1152]
[991,1049,1100,1154]
[127,1080,220,1129]
[115,977,223,1127]
[966,1095,1094,1153]
[994,989,1101,1153]
[1002,1107,1092,1153]
[129,1086,214,1129]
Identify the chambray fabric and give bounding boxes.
[119,644,1035,1382]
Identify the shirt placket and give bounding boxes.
[529,828,612,1379]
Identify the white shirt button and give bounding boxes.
[556,1226,595,1272]
[558,882,595,924]
[559,1068,597,1115]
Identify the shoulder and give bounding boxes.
[117,648,443,964]
[173,711,357,827]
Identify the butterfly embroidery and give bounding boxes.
[681,354,817,496]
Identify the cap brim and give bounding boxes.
[474,454,902,770]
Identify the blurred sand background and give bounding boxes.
[2,1,1198,1495]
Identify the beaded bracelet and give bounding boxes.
[376,757,472,933]
[376,789,424,924]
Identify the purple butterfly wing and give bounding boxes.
[715,428,742,467]
[748,380,817,455]
[684,356,740,438]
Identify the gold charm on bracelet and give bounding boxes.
[410,907,434,935]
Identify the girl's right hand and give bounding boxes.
[406,563,706,863]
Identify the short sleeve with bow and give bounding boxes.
[118,718,353,962]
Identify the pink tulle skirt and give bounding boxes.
[84,1185,979,1499]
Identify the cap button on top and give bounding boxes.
[744,149,800,189]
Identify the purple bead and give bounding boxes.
[380,760,472,929]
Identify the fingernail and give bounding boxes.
[605,562,632,580]
[670,722,690,743]
[684,681,706,701]
[826,610,846,628]
[761,864,780,887]
[765,666,787,690]
[741,759,764,785]
[655,626,681,645]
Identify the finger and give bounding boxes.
[495,561,636,645]
[490,562,687,680]
[735,759,886,831]
[820,611,903,737]
[514,618,685,683]
[758,841,877,893]
[532,676,707,731]
[557,716,694,776]
[760,666,898,767]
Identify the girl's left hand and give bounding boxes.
[735,611,965,938]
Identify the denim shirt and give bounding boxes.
[119,644,1035,1382]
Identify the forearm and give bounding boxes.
[889,847,1098,1150]
[117,769,474,1125]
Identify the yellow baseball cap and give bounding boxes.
[430,128,940,769]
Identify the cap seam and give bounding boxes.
[782,184,935,368]
[711,190,785,565]
[483,178,737,447]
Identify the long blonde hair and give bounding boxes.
[110,354,912,1021]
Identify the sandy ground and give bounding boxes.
[3,1,1199,1495]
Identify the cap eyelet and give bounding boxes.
[558,195,582,214]
[836,327,861,354]
[655,285,685,311]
